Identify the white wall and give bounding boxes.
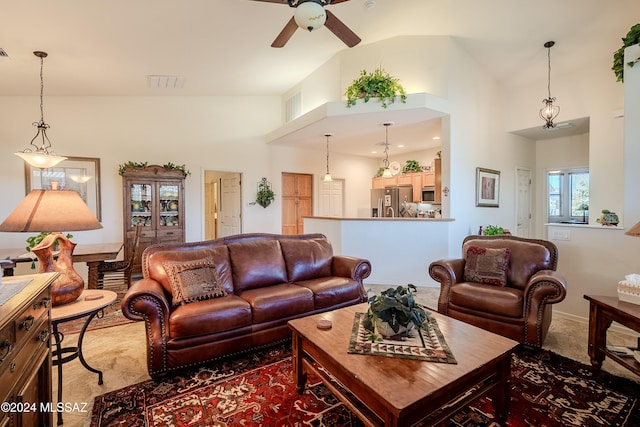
[0,95,282,247]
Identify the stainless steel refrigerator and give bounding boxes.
[371,187,413,217]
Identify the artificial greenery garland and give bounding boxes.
[612,23,640,83]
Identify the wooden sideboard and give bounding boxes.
[0,272,58,427]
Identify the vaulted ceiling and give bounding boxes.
[2,0,636,97]
[1,1,637,157]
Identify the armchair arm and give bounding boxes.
[332,256,372,301]
[522,269,567,346]
[428,258,465,314]
[121,277,172,377]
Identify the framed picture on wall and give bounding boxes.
[476,167,500,207]
[24,156,102,221]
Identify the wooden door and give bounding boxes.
[219,173,242,237]
[282,173,312,235]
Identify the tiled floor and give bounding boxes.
[54,285,638,427]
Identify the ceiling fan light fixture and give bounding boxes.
[294,1,327,32]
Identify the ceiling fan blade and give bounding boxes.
[324,10,361,48]
[271,16,298,48]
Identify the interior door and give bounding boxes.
[282,172,313,235]
[219,173,242,237]
[319,178,344,217]
[516,167,532,237]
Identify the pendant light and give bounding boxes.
[381,122,394,178]
[539,41,560,129]
[14,51,67,169]
[323,133,333,182]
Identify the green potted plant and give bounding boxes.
[345,67,407,108]
[612,23,640,82]
[363,284,429,340]
[26,232,73,252]
[256,177,275,208]
[402,160,421,173]
[483,225,505,236]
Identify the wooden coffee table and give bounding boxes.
[288,303,518,427]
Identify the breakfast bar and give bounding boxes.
[304,216,455,287]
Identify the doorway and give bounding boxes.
[204,171,242,239]
[515,167,532,237]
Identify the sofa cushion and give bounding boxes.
[228,240,288,292]
[294,277,362,309]
[163,259,227,306]
[169,295,252,338]
[462,238,554,290]
[450,282,523,318]
[239,283,314,324]
[463,246,511,286]
[280,238,333,282]
[146,245,234,295]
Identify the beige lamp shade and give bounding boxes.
[625,221,640,237]
[0,190,102,232]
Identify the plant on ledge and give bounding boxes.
[612,23,640,83]
[118,161,190,177]
[345,67,407,108]
[255,177,275,208]
[402,160,421,173]
[363,284,429,341]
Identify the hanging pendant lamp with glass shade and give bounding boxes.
[323,133,333,182]
[540,41,560,129]
[14,51,67,169]
[381,122,394,178]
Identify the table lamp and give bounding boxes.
[625,221,640,237]
[0,189,102,305]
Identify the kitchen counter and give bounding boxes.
[306,216,454,221]
[304,216,455,287]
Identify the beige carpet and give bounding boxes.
[50,285,639,427]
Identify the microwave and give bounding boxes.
[422,187,436,202]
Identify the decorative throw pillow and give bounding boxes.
[463,246,511,286]
[163,259,226,306]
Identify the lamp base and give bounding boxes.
[32,233,84,306]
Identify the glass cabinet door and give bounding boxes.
[129,183,153,228]
[158,183,180,228]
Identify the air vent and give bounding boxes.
[0,48,10,59]
[285,90,302,123]
[147,75,185,89]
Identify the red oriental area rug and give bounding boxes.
[90,343,640,427]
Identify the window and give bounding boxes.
[547,168,589,223]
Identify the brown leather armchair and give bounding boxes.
[428,235,567,347]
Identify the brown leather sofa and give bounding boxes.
[122,233,371,378]
[428,235,567,347]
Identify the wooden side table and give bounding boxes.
[584,294,640,377]
[51,289,117,425]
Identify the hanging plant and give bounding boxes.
[345,67,407,108]
[256,177,275,208]
[612,23,640,83]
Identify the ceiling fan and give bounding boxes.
[251,0,361,48]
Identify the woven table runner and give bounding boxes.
[348,312,457,363]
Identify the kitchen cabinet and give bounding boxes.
[0,272,57,427]
[121,165,186,274]
[371,169,441,203]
